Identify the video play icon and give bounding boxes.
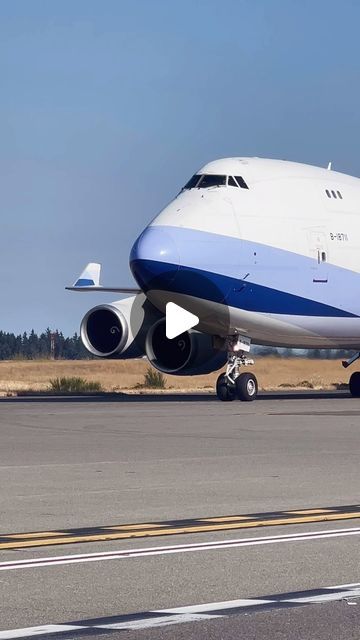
[165,302,199,340]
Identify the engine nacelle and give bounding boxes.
[145,318,226,375]
[80,294,161,358]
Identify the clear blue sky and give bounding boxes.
[1,0,359,335]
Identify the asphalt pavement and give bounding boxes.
[0,392,360,639]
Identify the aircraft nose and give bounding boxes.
[130,226,180,291]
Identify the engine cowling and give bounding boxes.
[145,318,226,375]
[80,294,161,358]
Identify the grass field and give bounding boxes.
[0,357,350,395]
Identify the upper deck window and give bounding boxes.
[325,188,343,199]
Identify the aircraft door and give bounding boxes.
[308,229,328,284]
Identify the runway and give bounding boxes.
[1,393,360,638]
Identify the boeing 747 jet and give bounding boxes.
[68,157,360,401]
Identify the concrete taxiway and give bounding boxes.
[0,393,360,639]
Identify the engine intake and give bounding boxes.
[81,304,128,357]
[145,318,226,375]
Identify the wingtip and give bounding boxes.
[67,262,141,293]
[72,262,101,288]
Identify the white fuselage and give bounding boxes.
[130,158,360,349]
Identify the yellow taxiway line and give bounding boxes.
[1,505,360,550]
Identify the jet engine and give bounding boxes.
[145,318,226,375]
[81,295,226,374]
[80,294,161,358]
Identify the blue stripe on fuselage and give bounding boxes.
[130,225,360,317]
[130,258,356,318]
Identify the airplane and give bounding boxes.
[67,157,360,401]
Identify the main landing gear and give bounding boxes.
[342,352,360,397]
[216,335,258,402]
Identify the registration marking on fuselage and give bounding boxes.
[1,504,360,550]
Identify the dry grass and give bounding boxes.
[0,357,350,395]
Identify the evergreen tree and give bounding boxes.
[0,329,93,360]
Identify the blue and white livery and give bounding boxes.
[68,157,360,401]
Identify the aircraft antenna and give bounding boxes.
[327,161,332,170]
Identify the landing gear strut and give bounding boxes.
[216,335,258,402]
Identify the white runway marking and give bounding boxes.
[97,612,219,630]
[1,526,360,572]
[0,583,359,638]
[0,625,87,639]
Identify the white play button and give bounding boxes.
[165,302,199,340]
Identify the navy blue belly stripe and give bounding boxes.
[130,259,357,318]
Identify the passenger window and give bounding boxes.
[325,189,331,198]
[337,191,343,199]
[331,190,337,198]
[228,176,238,187]
[235,176,249,189]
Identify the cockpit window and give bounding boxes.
[183,174,202,190]
[182,173,247,190]
[197,174,226,188]
[235,176,249,189]
[182,174,226,190]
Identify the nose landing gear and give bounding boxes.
[216,335,258,402]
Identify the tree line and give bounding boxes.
[0,329,352,361]
[254,346,351,359]
[0,329,91,360]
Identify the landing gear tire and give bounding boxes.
[349,371,360,397]
[216,373,236,402]
[235,372,258,402]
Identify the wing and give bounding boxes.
[66,262,141,294]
